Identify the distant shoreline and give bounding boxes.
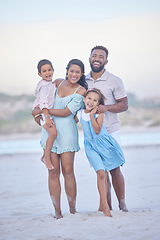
[0,126,160,155]
[0,125,160,141]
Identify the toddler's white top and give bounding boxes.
[33,79,56,110]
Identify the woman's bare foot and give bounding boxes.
[119,199,128,212]
[55,210,63,220]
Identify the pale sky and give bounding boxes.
[0,0,160,99]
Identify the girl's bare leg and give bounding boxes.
[61,152,76,214]
[48,152,62,219]
[110,167,128,212]
[98,172,112,211]
[43,124,57,170]
[97,170,112,217]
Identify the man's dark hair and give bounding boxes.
[90,46,109,59]
[37,59,53,73]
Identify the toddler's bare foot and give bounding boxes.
[42,157,54,170]
[119,199,128,212]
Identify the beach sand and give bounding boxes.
[0,145,160,240]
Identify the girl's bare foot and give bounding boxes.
[103,207,112,217]
[98,204,112,211]
[98,207,103,212]
[119,199,128,212]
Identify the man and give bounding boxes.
[86,45,128,212]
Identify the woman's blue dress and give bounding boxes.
[40,85,83,154]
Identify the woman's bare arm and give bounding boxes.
[49,107,72,117]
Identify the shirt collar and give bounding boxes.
[86,69,109,82]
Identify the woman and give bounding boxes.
[32,59,87,219]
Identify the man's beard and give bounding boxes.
[90,61,105,73]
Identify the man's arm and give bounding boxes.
[97,96,128,114]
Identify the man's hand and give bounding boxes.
[97,105,107,114]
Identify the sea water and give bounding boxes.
[0,131,160,155]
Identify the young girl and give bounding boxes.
[33,59,57,170]
[75,88,125,217]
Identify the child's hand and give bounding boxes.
[90,106,98,115]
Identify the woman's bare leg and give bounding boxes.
[61,152,77,214]
[110,167,128,212]
[97,170,112,217]
[48,152,62,219]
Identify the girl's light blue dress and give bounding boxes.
[40,81,83,154]
[77,109,125,172]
